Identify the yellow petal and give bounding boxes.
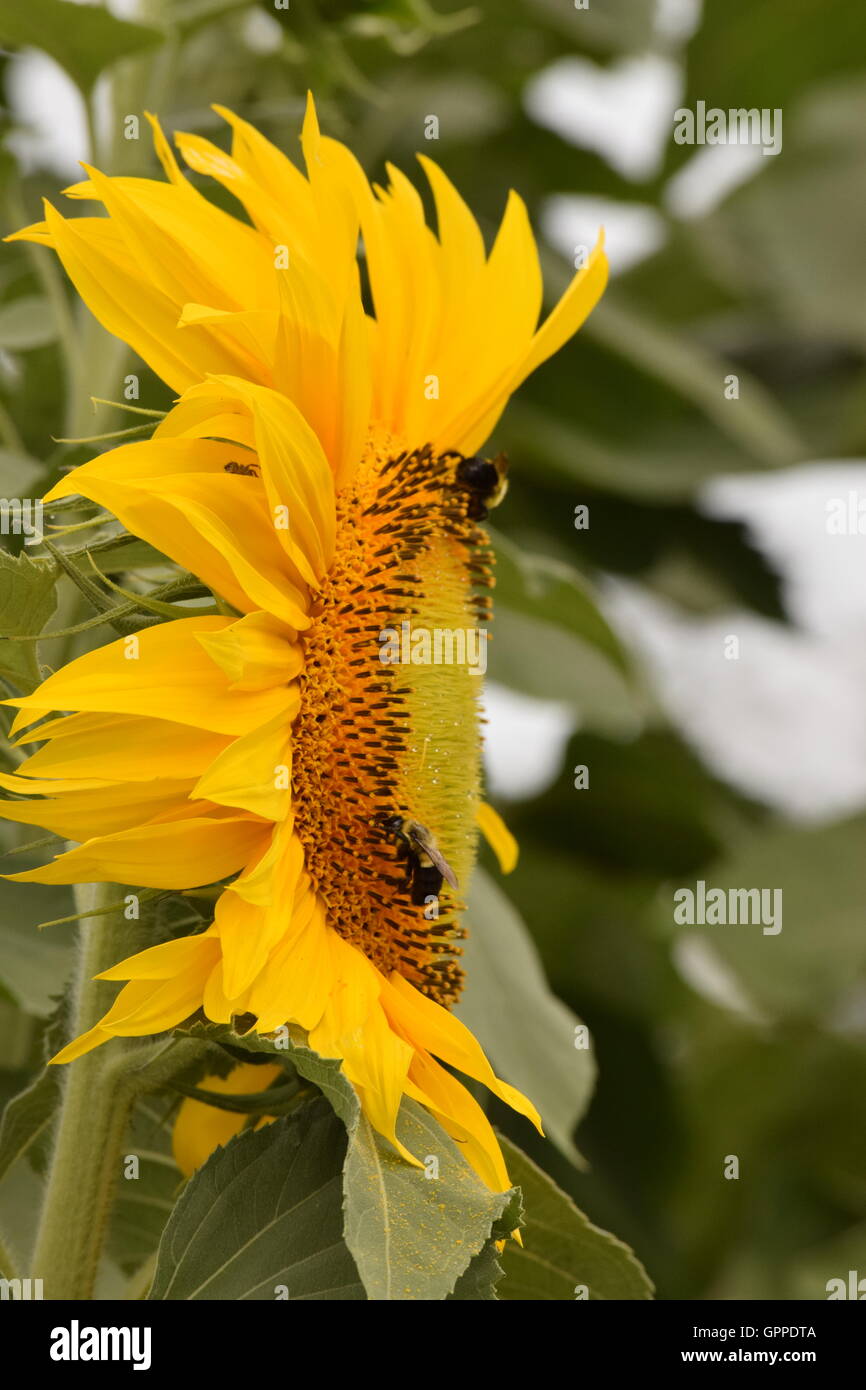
[50,935,219,1065]
[308,929,381,1053]
[46,437,311,629]
[475,800,518,874]
[201,957,241,1024]
[204,376,336,585]
[6,616,296,738]
[244,893,332,1033]
[213,892,271,1000]
[75,161,274,325]
[172,1062,283,1177]
[49,1026,112,1065]
[226,815,303,908]
[39,202,243,392]
[340,1001,420,1169]
[214,829,306,998]
[15,712,230,782]
[97,930,221,981]
[406,1049,511,1193]
[195,611,303,691]
[192,706,295,821]
[383,972,542,1132]
[6,814,270,889]
[0,775,195,839]
[519,229,608,382]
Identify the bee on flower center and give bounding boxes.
[443,451,509,521]
[376,812,459,907]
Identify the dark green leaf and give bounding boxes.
[0,888,74,1016]
[179,1021,516,1299]
[489,607,642,736]
[586,296,804,468]
[0,0,163,96]
[0,1065,58,1183]
[109,1095,184,1278]
[447,1241,505,1299]
[149,1098,365,1300]
[671,813,866,1023]
[170,1078,305,1116]
[491,528,629,675]
[343,1101,515,1300]
[680,0,865,119]
[497,1137,654,1300]
[460,868,595,1164]
[0,549,57,691]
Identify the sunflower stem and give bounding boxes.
[29,883,146,1300]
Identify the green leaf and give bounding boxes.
[504,400,782,503]
[0,1065,59,1183]
[696,119,866,352]
[0,297,57,351]
[149,1099,366,1300]
[0,888,74,1016]
[670,813,866,1023]
[459,868,596,1164]
[170,1078,306,1116]
[343,1101,514,1300]
[0,450,43,497]
[508,729,761,879]
[0,998,38,1069]
[586,296,804,469]
[0,1153,43,1281]
[488,607,642,737]
[108,1095,183,1278]
[0,0,163,96]
[491,528,629,675]
[0,548,58,692]
[447,1186,523,1300]
[180,1020,353,1117]
[680,0,865,118]
[180,1021,515,1299]
[497,1137,654,1300]
[110,1034,255,1279]
[447,1241,505,1300]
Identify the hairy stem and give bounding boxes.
[30,883,144,1300]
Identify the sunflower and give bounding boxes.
[3,97,607,1194]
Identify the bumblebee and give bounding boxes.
[223,459,260,477]
[376,813,459,906]
[444,451,509,521]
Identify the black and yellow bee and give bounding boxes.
[377,813,459,906]
[443,451,509,521]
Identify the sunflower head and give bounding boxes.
[292,434,496,1005]
[3,96,607,1194]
